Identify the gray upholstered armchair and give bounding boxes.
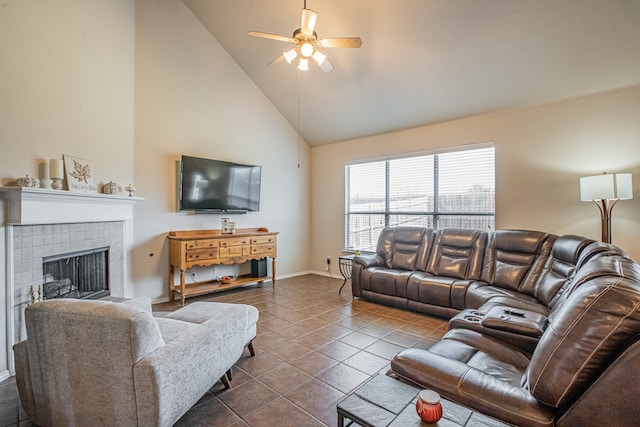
[13,297,258,427]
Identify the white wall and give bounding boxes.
[0,0,135,184]
[0,0,135,378]
[0,0,310,377]
[311,86,640,271]
[132,0,310,300]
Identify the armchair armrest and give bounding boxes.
[134,316,246,427]
[12,341,39,425]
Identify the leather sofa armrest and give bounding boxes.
[449,309,542,353]
[481,306,548,338]
[354,253,385,268]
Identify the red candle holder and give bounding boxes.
[416,389,443,423]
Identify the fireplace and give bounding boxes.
[42,246,110,300]
[0,187,142,379]
[10,221,125,343]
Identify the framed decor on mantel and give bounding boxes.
[63,155,97,193]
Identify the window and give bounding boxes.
[345,145,495,252]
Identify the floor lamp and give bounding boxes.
[580,172,633,243]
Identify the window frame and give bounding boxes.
[345,143,495,252]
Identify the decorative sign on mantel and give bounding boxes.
[63,155,97,193]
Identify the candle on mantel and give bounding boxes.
[49,159,63,179]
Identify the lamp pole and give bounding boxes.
[592,198,620,244]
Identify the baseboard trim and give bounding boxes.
[152,270,328,304]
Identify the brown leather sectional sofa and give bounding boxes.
[351,227,640,427]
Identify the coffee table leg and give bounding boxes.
[337,413,344,427]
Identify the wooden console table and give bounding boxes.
[168,228,278,305]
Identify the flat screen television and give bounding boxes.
[178,155,261,213]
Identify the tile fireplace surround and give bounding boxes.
[0,187,142,379]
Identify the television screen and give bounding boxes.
[179,155,261,212]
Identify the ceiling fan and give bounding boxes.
[248,1,362,72]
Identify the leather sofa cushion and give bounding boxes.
[481,230,555,293]
[426,229,486,280]
[526,256,640,408]
[533,235,594,307]
[391,329,555,427]
[407,272,473,310]
[393,227,434,270]
[392,242,423,270]
[407,273,452,308]
[376,227,434,271]
[361,266,412,298]
[465,282,545,312]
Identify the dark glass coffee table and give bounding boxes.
[337,373,509,427]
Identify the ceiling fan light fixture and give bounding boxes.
[298,57,309,71]
[300,42,314,57]
[248,1,362,73]
[312,50,326,64]
[300,8,318,36]
[283,48,298,63]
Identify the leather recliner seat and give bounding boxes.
[352,226,640,426]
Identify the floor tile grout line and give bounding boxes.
[2,275,448,427]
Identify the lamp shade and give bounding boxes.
[580,173,633,201]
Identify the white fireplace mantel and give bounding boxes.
[0,187,143,224]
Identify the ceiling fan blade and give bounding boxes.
[319,37,363,48]
[301,8,318,36]
[268,55,285,66]
[247,31,293,43]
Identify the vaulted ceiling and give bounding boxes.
[183,0,640,146]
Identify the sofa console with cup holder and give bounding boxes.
[352,226,640,427]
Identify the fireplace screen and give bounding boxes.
[42,246,110,300]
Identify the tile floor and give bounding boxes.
[0,274,448,427]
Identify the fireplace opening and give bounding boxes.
[42,246,110,300]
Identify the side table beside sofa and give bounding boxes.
[13,297,258,427]
[352,226,640,427]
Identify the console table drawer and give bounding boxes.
[186,248,217,261]
[251,244,275,255]
[219,237,250,247]
[220,246,250,258]
[251,236,275,245]
[187,240,217,250]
